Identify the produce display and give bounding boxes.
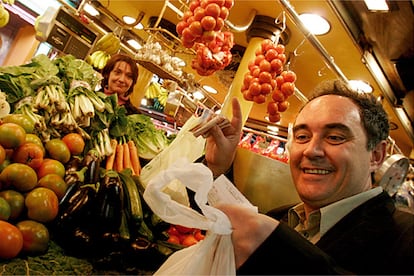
[0,54,202,272]
[241,39,297,123]
[85,32,122,70]
[144,81,169,112]
[176,0,235,76]
[238,131,289,163]
[135,41,185,79]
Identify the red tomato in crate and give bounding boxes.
[25,187,59,223]
[0,163,38,192]
[16,220,50,254]
[0,220,23,259]
[0,189,25,220]
[0,123,26,149]
[12,142,44,169]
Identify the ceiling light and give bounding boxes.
[298,13,330,35]
[123,16,135,25]
[127,39,142,50]
[193,91,205,100]
[202,85,217,94]
[364,0,389,11]
[135,23,144,30]
[348,80,373,93]
[123,16,144,29]
[83,3,99,17]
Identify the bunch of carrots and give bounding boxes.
[105,138,141,176]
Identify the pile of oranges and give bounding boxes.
[0,114,85,260]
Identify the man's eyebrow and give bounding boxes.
[325,123,353,134]
[292,123,353,134]
[292,124,308,133]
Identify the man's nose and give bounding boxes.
[303,138,325,158]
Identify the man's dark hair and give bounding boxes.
[307,79,389,150]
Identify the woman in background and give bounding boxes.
[101,53,140,114]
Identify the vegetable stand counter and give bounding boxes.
[0,240,155,275]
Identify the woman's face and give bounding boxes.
[107,61,133,97]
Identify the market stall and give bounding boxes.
[0,0,413,274]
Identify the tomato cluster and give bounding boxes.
[0,116,85,259]
[166,224,205,247]
[176,0,235,76]
[241,39,297,123]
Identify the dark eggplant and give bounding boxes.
[83,149,101,184]
[56,182,98,227]
[64,166,88,186]
[93,172,124,234]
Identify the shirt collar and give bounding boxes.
[288,186,383,237]
[320,186,383,236]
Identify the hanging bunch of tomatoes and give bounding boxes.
[176,0,235,76]
[241,39,297,123]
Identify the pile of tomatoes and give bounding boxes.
[0,114,85,260]
[176,0,235,76]
[241,39,297,123]
[165,224,205,247]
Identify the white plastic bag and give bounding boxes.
[143,160,235,275]
[139,115,207,206]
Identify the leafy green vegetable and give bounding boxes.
[126,114,171,160]
[54,54,101,91]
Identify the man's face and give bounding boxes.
[107,61,133,96]
[288,95,375,210]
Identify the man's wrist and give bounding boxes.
[202,158,233,179]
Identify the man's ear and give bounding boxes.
[370,140,388,172]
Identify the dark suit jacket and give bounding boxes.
[237,191,414,275]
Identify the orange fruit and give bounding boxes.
[25,187,59,223]
[37,173,68,199]
[44,138,71,164]
[0,163,38,192]
[37,158,66,179]
[62,133,85,156]
[0,220,23,259]
[0,122,26,149]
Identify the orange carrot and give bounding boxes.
[128,140,141,176]
[123,141,134,174]
[105,139,118,170]
[115,143,124,172]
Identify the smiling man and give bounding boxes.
[204,79,414,274]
